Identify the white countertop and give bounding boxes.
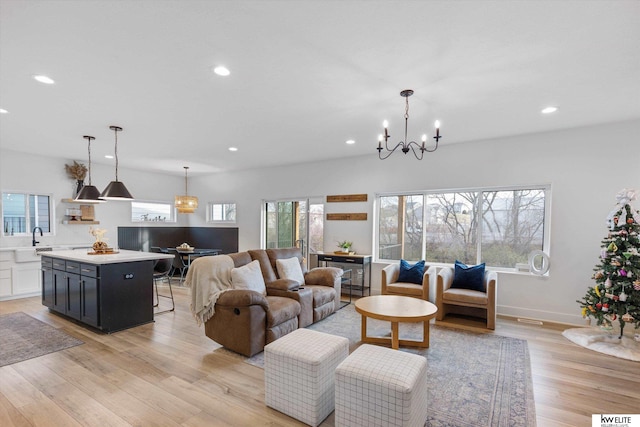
[0,244,92,252]
[43,249,174,265]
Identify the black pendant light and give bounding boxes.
[100,125,134,200]
[75,135,105,202]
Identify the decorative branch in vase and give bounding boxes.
[65,160,88,197]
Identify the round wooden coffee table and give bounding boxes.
[354,295,438,349]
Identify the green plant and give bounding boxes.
[337,240,352,250]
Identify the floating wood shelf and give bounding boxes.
[326,194,368,203]
[326,213,367,221]
[61,198,102,204]
[63,220,100,225]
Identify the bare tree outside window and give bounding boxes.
[481,190,545,267]
[309,203,324,253]
[377,187,548,269]
[425,192,477,264]
[378,195,423,261]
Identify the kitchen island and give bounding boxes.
[41,249,173,333]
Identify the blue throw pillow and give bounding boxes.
[397,259,425,285]
[451,260,485,292]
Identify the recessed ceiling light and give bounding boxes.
[228,147,238,152]
[0,108,8,114]
[541,106,558,114]
[104,154,114,159]
[345,139,355,145]
[33,75,55,84]
[213,66,230,77]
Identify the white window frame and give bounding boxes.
[374,184,551,273]
[206,202,237,224]
[1,191,55,237]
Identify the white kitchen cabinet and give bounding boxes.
[12,262,42,295]
[0,250,42,300]
[0,251,12,297]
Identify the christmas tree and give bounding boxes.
[577,189,640,339]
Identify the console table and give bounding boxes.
[317,253,372,298]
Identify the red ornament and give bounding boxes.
[627,218,634,224]
[596,302,603,309]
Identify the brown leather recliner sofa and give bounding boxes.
[204,248,343,356]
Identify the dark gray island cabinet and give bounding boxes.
[41,250,173,333]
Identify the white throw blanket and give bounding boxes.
[184,254,234,326]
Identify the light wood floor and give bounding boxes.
[1,287,639,427]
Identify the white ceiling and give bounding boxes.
[1,0,639,176]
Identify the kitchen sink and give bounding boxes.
[14,245,92,263]
[15,246,60,262]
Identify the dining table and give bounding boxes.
[174,248,221,267]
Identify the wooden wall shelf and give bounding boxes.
[63,220,100,225]
[61,198,102,204]
[326,194,368,203]
[326,213,367,221]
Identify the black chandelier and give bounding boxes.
[377,89,441,160]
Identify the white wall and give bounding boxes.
[2,120,639,325]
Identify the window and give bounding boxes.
[308,202,324,253]
[263,198,322,259]
[207,202,236,223]
[376,187,548,270]
[131,201,175,222]
[2,192,53,235]
[265,201,299,249]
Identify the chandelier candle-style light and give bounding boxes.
[100,125,134,200]
[377,89,442,160]
[75,135,105,202]
[175,166,198,214]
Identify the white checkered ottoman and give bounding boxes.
[335,344,428,427]
[265,328,349,426]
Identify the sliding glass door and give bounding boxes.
[264,198,324,266]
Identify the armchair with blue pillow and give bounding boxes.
[436,260,497,329]
[381,259,436,301]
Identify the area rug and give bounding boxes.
[241,304,536,427]
[562,327,640,362]
[0,312,84,367]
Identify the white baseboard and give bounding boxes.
[498,304,586,326]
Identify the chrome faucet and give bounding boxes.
[32,226,43,246]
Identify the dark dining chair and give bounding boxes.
[153,257,174,314]
[167,248,189,284]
